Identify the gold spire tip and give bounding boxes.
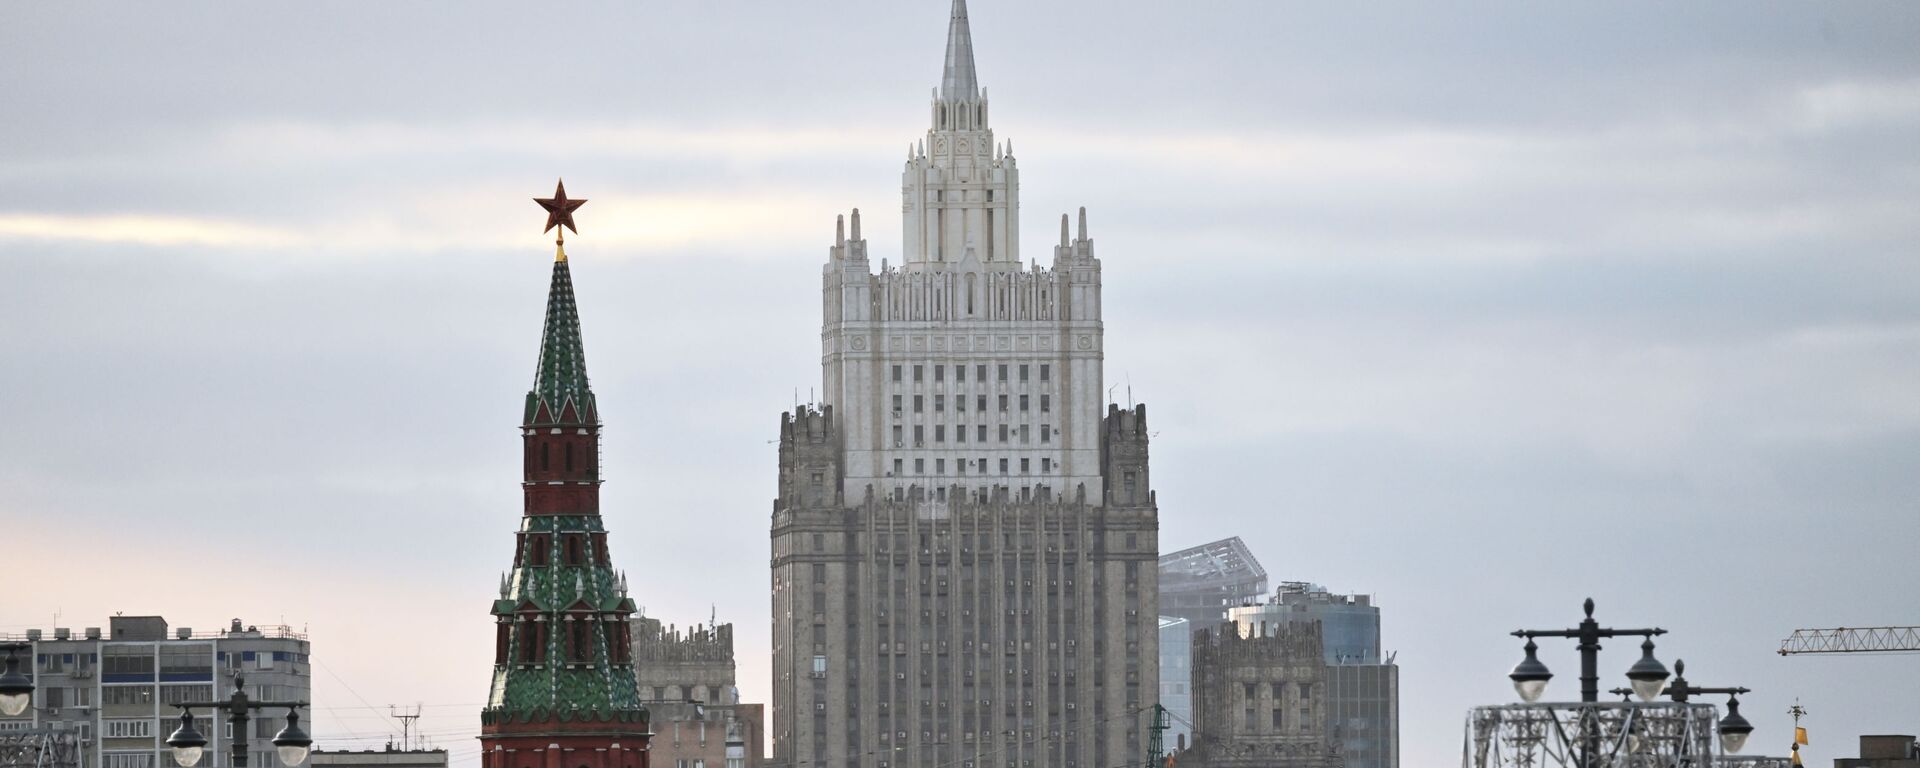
[555,241,567,263]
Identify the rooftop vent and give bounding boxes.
[25,630,41,640]
[54,628,71,640]
[175,628,193,639]
[85,628,101,639]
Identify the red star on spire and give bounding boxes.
[534,179,587,241]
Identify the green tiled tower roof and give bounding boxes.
[483,245,645,731]
[524,257,598,426]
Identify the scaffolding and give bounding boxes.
[1464,702,1719,768]
[0,726,81,768]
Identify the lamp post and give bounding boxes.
[1610,659,1755,753]
[164,674,311,768]
[1507,598,1672,768]
[0,643,33,717]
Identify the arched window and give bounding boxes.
[531,535,549,566]
[565,535,582,565]
[564,443,574,472]
[965,273,976,315]
[540,443,550,471]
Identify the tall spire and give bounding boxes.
[525,185,596,426]
[940,0,979,101]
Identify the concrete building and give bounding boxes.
[769,3,1160,768]
[1156,618,1192,752]
[0,616,311,768]
[1183,623,1340,768]
[631,617,764,768]
[1229,584,1398,768]
[1157,539,1268,629]
[1837,736,1920,768]
[309,749,448,768]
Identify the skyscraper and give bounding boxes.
[770,4,1160,768]
[479,198,651,768]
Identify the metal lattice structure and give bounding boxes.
[1778,627,1920,655]
[0,727,80,768]
[1464,702,1720,768]
[1719,757,1794,768]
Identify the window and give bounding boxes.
[105,754,156,768]
[958,460,968,475]
[1020,425,1029,443]
[914,425,924,444]
[999,459,1009,475]
[935,425,946,443]
[935,395,945,412]
[160,685,212,705]
[936,459,946,474]
[1272,708,1284,730]
[998,365,1008,382]
[1041,458,1051,473]
[892,365,902,382]
[998,425,1008,442]
[914,365,924,382]
[1040,364,1050,381]
[893,458,904,476]
[914,395,924,413]
[813,655,828,677]
[957,395,967,413]
[1040,425,1050,443]
[915,459,925,474]
[104,719,154,739]
[977,425,987,442]
[957,426,967,444]
[1019,395,1029,412]
[894,425,904,445]
[977,395,987,412]
[893,394,903,413]
[813,564,827,584]
[1245,709,1257,730]
[103,648,154,677]
[935,365,945,382]
[1040,395,1050,412]
[1019,364,1029,382]
[956,365,966,382]
[102,686,153,706]
[977,364,988,381]
[1020,458,1030,474]
[998,395,1008,412]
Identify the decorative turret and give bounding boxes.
[480,181,650,768]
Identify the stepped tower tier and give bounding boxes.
[481,196,651,768]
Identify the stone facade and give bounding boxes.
[631,618,764,768]
[1183,624,1341,768]
[770,4,1159,768]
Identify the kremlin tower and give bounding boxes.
[480,181,651,768]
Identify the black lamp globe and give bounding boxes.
[1625,638,1671,702]
[1509,638,1552,702]
[167,711,210,768]
[272,709,313,766]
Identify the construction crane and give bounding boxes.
[1778,627,1920,655]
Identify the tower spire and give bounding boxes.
[940,0,979,101]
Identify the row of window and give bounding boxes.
[892,364,1050,384]
[891,423,1052,447]
[893,456,1053,477]
[893,393,1050,415]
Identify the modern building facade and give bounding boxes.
[1837,736,1920,768]
[770,4,1161,768]
[1156,618,1191,752]
[1183,623,1339,768]
[478,232,650,768]
[1157,539,1268,630]
[631,617,764,768]
[1229,584,1398,768]
[0,616,311,768]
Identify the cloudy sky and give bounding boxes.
[4,2,1918,767]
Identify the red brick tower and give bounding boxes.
[480,182,651,768]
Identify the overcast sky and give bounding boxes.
[4,3,1919,767]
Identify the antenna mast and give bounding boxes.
[390,704,422,751]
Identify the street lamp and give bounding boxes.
[1509,598,1669,703]
[165,675,311,768]
[0,643,33,717]
[1611,659,1757,754]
